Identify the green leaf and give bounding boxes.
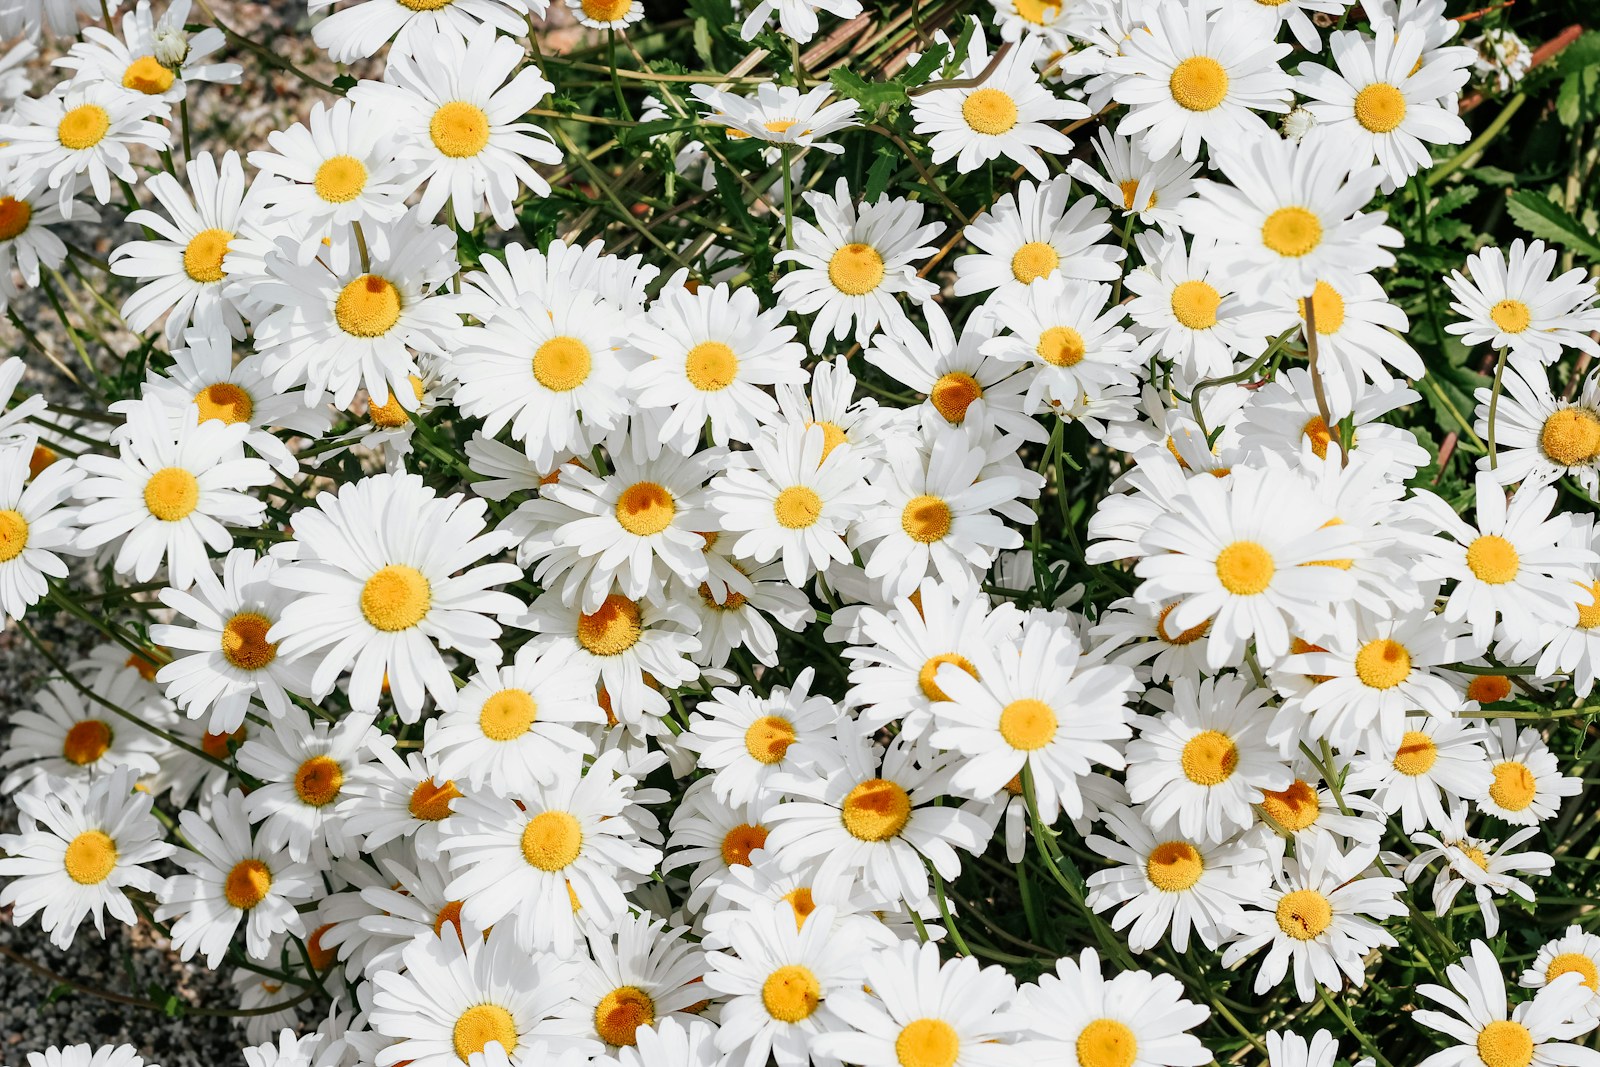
[895,43,949,88]
[863,145,899,202]
[941,19,976,79]
[692,17,714,66]
[332,73,357,92]
[827,68,907,110]
[1505,189,1600,259]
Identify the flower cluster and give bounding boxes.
[1,0,1599,1067]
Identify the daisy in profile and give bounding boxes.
[1296,20,1473,189]
[694,83,861,154]
[441,750,660,956]
[1521,926,1600,1020]
[911,22,1085,180]
[772,179,942,351]
[235,708,381,863]
[628,279,807,452]
[348,24,559,229]
[1109,3,1293,162]
[370,924,596,1067]
[269,472,524,721]
[1411,472,1597,650]
[426,643,603,795]
[310,0,530,63]
[1015,948,1212,1067]
[247,98,418,269]
[1126,674,1291,843]
[680,669,844,806]
[54,0,240,102]
[982,277,1140,411]
[1477,717,1581,826]
[74,397,272,590]
[1407,805,1552,937]
[1069,128,1200,234]
[764,732,989,908]
[1180,129,1397,300]
[1444,239,1600,374]
[453,286,632,471]
[0,81,169,216]
[253,208,459,411]
[1474,366,1600,495]
[157,790,315,965]
[0,767,172,949]
[1415,940,1597,1067]
[1132,464,1357,669]
[930,617,1138,821]
[1350,716,1491,834]
[813,939,1022,1067]
[1084,804,1270,954]
[1220,836,1405,1002]
[704,899,860,1067]
[561,913,708,1050]
[952,175,1121,308]
[0,438,83,625]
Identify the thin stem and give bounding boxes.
[1486,348,1508,469]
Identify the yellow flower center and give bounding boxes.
[1170,280,1221,330]
[783,886,817,928]
[221,611,277,671]
[1540,408,1600,467]
[808,420,847,458]
[28,444,56,479]
[1547,953,1600,993]
[699,581,747,611]
[615,480,676,536]
[1169,56,1229,111]
[360,564,431,631]
[744,715,796,764]
[521,809,583,871]
[1155,604,1210,645]
[1467,674,1513,703]
[122,55,175,94]
[1476,1021,1534,1067]
[1490,299,1531,333]
[144,467,199,522]
[533,336,593,392]
[582,0,633,20]
[930,371,983,423]
[841,778,912,841]
[1392,731,1438,776]
[917,653,977,702]
[434,899,465,939]
[1076,1019,1137,1067]
[577,594,643,656]
[1298,280,1345,334]
[183,227,232,283]
[1145,839,1203,891]
[961,87,1018,134]
[1299,415,1336,460]
[1261,780,1320,831]
[1466,534,1520,585]
[720,823,769,866]
[762,965,821,1023]
[63,719,112,764]
[64,830,118,885]
[58,104,111,150]
[334,274,402,338]
[1180,729,1238,786]
[1354,637,1410,690]
[901,494,952,544]
[1261,207,1323,258]
[828,242,886,296]
[314,154,368,204]
[1215,540,1274,595]
[430,101,491,158]
[998,698,1058,750]
[0,509,28,562]
[1118,178,1141,211]
[453,1004,518,1062]
[480,688,538,741]
[1488,761,1536,812]
[685,341,739,391]
[224,858,273,909]
[408,777,462,821]
[194,381,253,425]
[1275,888,1333,940]
[1037,325,1085,367]
[397,0,452,10]
[294,754,343,807]
[1011,240,1059,284]
[1354,82,1407,132]
[0,196,31,240]
[896,1019,960,1067]
[595,986,655,1046]
[774,485,823,529]
[201,727,244,760]
[366,375,424,429]
[1576,580,1600,629]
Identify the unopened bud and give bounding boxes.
[153,27,189,69]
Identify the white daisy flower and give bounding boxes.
[1014,948,1212,1067]
[1415,940,1597,1067]
[19,1048,150,1067]
[1287,272,1422,413]
[1474,365,1600,495]
[1264,1029,1372,1067]
[0,81,170,217]
[54,0,239,102]
[1068,127,1200,233]
[680,667,843,806]
[1349,715,1492,834]
[693,83,861,153]
[1444,239,1600,375]
[1237,370,1430,476]
[0,180,88,290]
[735,0,858,43]
[561,912,708,1050]
[310,0,531,63]
[663,778,778,910]
[608,1019,723,1067]
[982,276,1141,411]
[337,749,463,861]
[0,438,82,625]
[680,556,816,668]
[1,672,162,790]
[234,707,381,863]
[953,174,1121,308]
[1216,0,1347,52]
[1407,805,1552,938]
[1476,717,1581,825]
[1521,926,1600,1021]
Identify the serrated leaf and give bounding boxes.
[827,68,907,110]
[692,17,713,66]
[942,19,976,79]
[895,43,949,88]
[1505,189,1600,260]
